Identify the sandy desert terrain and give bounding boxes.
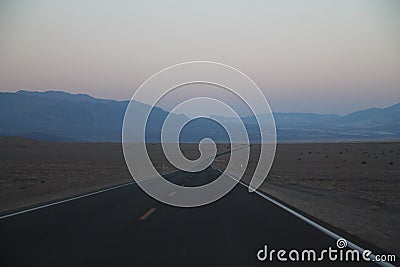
[0,137,399,256]
[218,142,400,257]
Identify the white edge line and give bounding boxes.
[1,168,396,266]
[0,170,178,220]
[0,181,133,220]
[218,170,395,267]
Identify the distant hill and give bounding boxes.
[0,90,129,142]
[0,90,399,142]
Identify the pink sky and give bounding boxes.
[0,0,399,114]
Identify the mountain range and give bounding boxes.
[0,90,399,142]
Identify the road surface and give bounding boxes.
[0,168,381,266]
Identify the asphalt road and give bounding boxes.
[0,168,379,267]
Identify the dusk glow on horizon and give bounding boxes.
[0,0,399,114]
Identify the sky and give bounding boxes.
[0,0,399,115]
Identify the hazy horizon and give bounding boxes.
[5,88,400,117]
[1,0,399,115]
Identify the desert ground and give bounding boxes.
[0,137,399,256]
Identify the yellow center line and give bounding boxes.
[139,208,156,221]
[168,191,176,197]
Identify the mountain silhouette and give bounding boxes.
[0,90,399,142]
